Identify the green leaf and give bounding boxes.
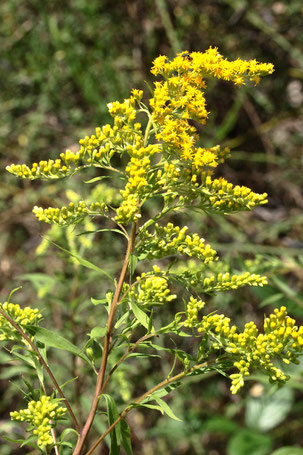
[245,387,294,432]
[11,350,36,368]
[131,402,164,413]
[144,342,170,352]
[59,428,80,442]
[130,301,151,330]
[148,310,154,334]
[102,394,121,455]
[60,377,78,390]
[7,286,22,303]
[96,228,128,239]
[149,382,181,399]
[227,429,272,455]
[121,419,134,455]
[129,254,138,277]
[89,327,107,339]
[271,448,303,455]
[60,441,73,449]
[29,326,88,362]
[152,397,182,421]
[91,297,108,306]
[46,239,114,281]
[84,176,109,184]
[271,276,298,298]
[126,352,160,359]
[2,435,41,451]
[114,310,131,329]
[20,434,40,448]
[138,252,147,261]
[259,292,284,308]
[0,365,29,379]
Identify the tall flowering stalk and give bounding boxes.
[3,48,302,454]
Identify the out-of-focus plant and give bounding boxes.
[2,48,302,455]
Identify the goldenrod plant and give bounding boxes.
[2,47,302,454]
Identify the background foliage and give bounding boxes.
[1,1,303,454]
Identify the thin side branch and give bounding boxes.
[0,307,80,433]
[85,359,216,455]
[102,332,156,391]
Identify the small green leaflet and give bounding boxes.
[130,301,154,331]
[88,327,107,339]
[83,175,109,184]
[7,286,22,303]
[129,254,138,277]
[152,396,182,421]
[77,228,128,239]
[133,396,182,422]
[96,228,128,239]
[91,297,108,306]
[2,435,40,451]
[148,382,181,399]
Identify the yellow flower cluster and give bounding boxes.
[184,297,205,328]
[10,395,66,448]
[6,129,111,179]
[151,48,274,83]
[107,91,139,123]
[115,144,161,225]
[130,266,176,306]
[171,267,267,297]
[186,305,303,393]
[202,272,268,293]
[155,161,181,188]
[150,48,273,168]
[6,93,144,180]
[195,173,268,213]
[190,145,230,170]
[33,201,108,226]
[138,223,217,263]
[0,302,42,341]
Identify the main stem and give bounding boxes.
[73,221,137,455]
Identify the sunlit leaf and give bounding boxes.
[152,396,182,421]
[130,301,151,330]
[28,326,88,362]
[89,327,107,339]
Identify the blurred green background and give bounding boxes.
[1,1,303,454]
